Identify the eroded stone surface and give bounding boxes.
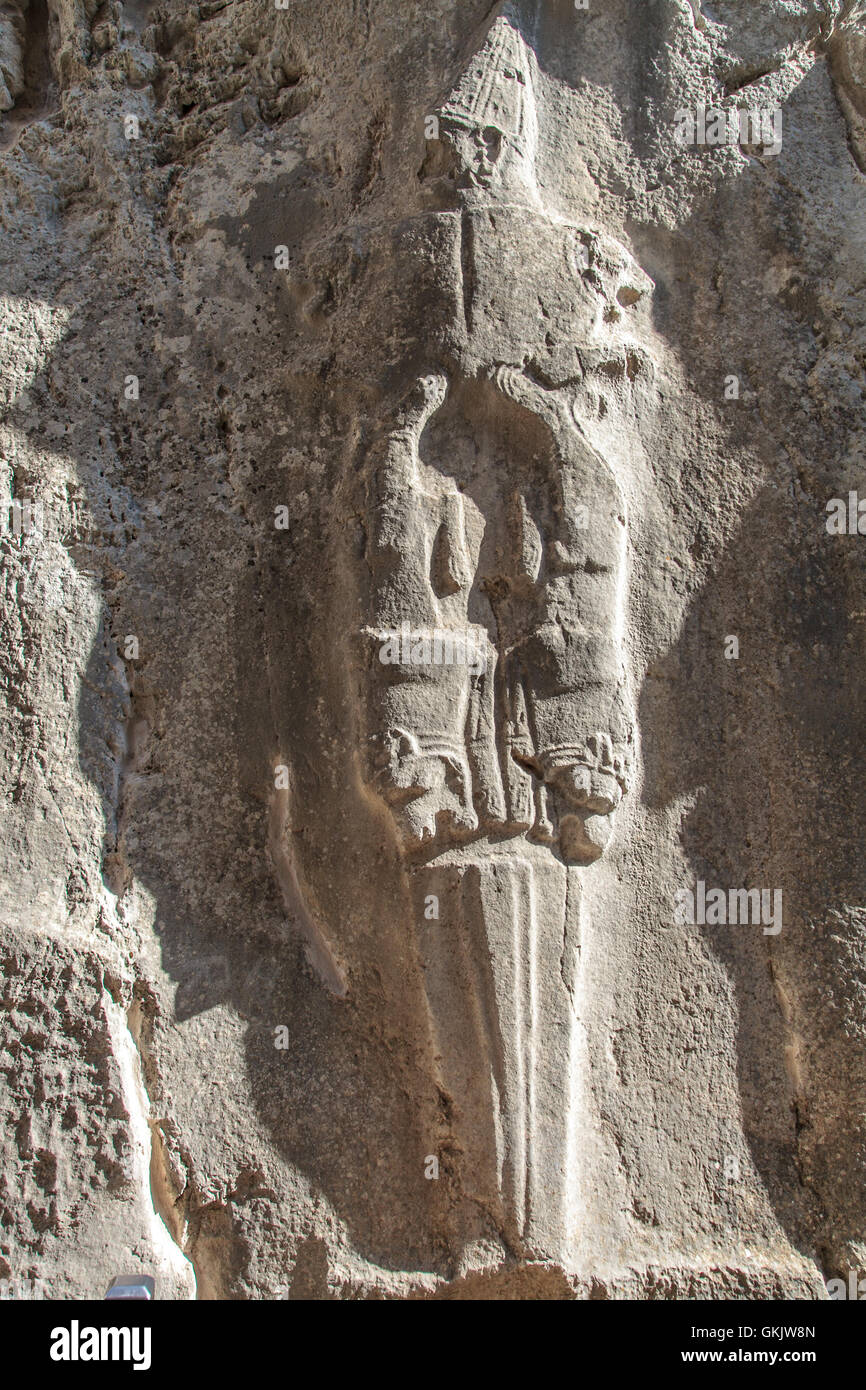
[1,0,865,1299]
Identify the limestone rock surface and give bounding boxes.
[1,0,865,1299]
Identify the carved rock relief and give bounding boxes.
[359,6,651,871]
[350,3,652,1261]
[362,366,637,868]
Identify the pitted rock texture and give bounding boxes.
[0,0,865,1299]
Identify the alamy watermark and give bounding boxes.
[1,499,43,538]
[377,622,488,677]
[674,104,783,157]
[826,492,866,535]
[50,1321,151,1370]
[1,497,97,547]
[674,881,783,935]
[0,1276,48,1299]
[825,1272,866,1300]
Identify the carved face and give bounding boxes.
[454,125,503,188]
[442,120,535,202]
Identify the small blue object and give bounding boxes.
[105,1275,155,1301]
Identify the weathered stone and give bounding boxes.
[1,0,865,1300]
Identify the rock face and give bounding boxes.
[0,0,865,1300]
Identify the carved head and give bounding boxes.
[436,13,540,207]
